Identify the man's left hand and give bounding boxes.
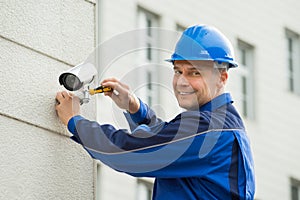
[55,91,80,125]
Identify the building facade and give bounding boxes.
[1,0,300,200]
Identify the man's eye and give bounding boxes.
[191,71,201,76]
[174,70,181,74]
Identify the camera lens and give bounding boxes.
[59,73,82,91]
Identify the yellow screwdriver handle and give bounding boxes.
[89,86,113,95]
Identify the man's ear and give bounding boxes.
[217,70,228,88]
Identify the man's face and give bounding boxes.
[172,60,227,110]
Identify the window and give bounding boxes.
[96,163,102,200]
[176,24,186,33]
[136,179,153,200]
[237,40,255,119]
[137,8,160,107]
[286,29,300,94]
[291,177,300,200]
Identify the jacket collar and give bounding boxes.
[199,93,233,112]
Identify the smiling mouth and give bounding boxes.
[178,91,195,95]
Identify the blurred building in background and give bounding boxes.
[1,0,300,200]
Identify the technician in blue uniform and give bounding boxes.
[56,25,255,199]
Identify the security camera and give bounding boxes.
[58,62,112,104]
[59,62,97,91]
[59,62,97,104]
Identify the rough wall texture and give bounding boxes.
[0,0,96,199]
[0,115,94,199]
[0,0,95,65]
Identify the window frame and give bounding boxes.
[136,179,154,200]
[291,177,300,200]
[237,39,255,120]
[95,162,102,200]
[286,28,300,95]
[136,7,160,107]
[176,24,186,33]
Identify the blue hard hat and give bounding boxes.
[166,25,238,68]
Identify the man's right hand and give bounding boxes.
[101,78,140,114]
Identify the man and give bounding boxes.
[56,25,255,199]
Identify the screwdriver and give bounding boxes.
[89,85,113,95]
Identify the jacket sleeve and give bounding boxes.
[68,109,236,178]
[124,98,164,131]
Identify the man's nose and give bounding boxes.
[177,74,189,86]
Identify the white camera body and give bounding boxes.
[59,62,97,104]
[59,62,97,91]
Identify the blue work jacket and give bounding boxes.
[68,93,255,199]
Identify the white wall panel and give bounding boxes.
[0,0,95,65]
[0,38,96,134]
[0,115,94,200]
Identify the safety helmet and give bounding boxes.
[166,25,238,68]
